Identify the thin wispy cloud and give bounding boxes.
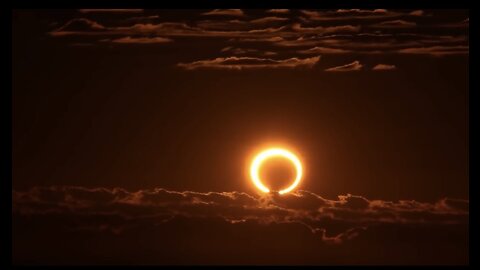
[292,23,361,35]
[299,9,404,22]
[103,36,173,44]
[409,10,425,16]
[50,19,288,38]
[47,10,469,64]
[397,45,469,56]
[325,60,363,72]
[298,46,351,54]
[372,64,397,70]
[250,16,290,24]
[78,9,144,13]
[266,9,290,14]
[202,9,245,17]
[177,56,321,70]
[52,18,106,35]
[370,20,417,28]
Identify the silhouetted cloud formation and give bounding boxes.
[103,36,173,44]
[202,9,245,17]
[299,9,413,22]
[13,186,468,245]
[398,45,469,56]
[372,64,397,70]
[370,20,417,28]
[409,10,425,16]
[47,10,468,63]
[78,9,144,13]
[266,9,290,14]
[325,61,363,72]
[298,46,351,54]
[51,18,106,35]
[177,56,320,70]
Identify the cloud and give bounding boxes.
[397,45,469,56]
[336,9,388,14]
[372,64,397,70]
[50,19,288,39]
[78,9,143,13]
[231,36,284,44]
[51,18,106,36]
[195,17,288,32]
[114,22,205,36]
[370,20,417,28]
[266,9,290,14]
[263,51,278,56]
[221,46,257,54]
[202,9,245,17]
[292,23,361,35]
[325,61,363,72]
[266,33,467,54]
[13,186,468,245]
[257,36,326,47]
[250,16,289,24]
[48,13,469,61]
[177,56,320,70]
[409,10,425,16]
[298,46,351,54]
[103,36,173,44]
[299,9,401,22]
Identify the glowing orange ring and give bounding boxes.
[250,148,303,195]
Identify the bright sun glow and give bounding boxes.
[250,148,303,195]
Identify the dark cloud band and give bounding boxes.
[13,186,468,244]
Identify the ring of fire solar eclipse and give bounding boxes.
[250,148,303,195]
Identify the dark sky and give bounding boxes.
[12,9,469,265]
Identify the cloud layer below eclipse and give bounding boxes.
[13,186,468,244]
